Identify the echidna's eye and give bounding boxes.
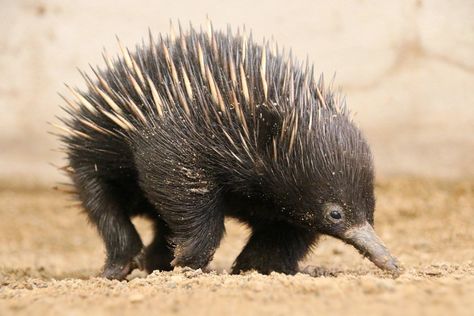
[323,203,344,224]
[330,210,342,220]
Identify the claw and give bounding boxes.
[101,250,146,280]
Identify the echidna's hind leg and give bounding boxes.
[72,167,145,280]
[232,222,318,275]
[144,217,174,273]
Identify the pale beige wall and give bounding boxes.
[1,0,473,182]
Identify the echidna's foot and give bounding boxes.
[231,254,298,275]
[170,243,216,270]
[101,262,134,280]
[101,250,145,280]
[144,243,174,273]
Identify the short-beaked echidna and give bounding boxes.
[56,23,400,279]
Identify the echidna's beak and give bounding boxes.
[344,222,401,277]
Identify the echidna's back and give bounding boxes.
[62,27,266,138]
[57,24,347,187]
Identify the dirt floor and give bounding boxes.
[0,177,473,315]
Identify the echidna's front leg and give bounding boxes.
[133,139,225,270]
[73,171,144,280]
[232,222,318,275]
[168,191,226,269]
[154,183,225,270]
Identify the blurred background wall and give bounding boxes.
[1,0,473,183]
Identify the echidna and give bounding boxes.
[56,22,400,280]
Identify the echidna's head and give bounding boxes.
[265,107,400,275]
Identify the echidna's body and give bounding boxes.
[58,24,400,279]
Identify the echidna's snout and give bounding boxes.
[344,222,401,277]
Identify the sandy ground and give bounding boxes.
[0,177,473,315]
